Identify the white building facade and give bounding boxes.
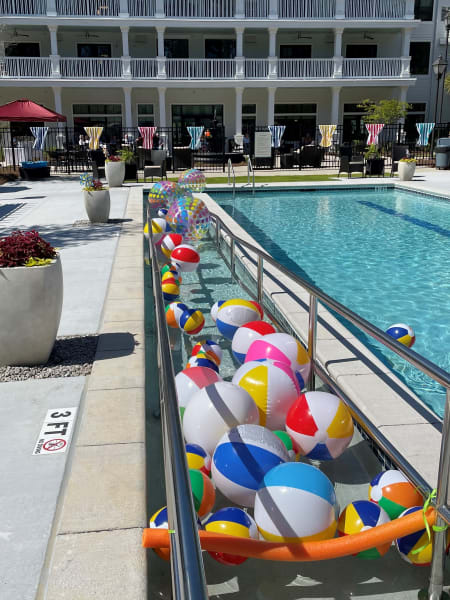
[0,0,449,140]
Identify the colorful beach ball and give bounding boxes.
[161,233,183,259]
[175,366,222,417]
[186,354,219,373]
[161,263,178,276]
[231,321,277,364]
[216,299,262,341]
[161,280,180,302]
[394,506,447,566]
[178,168,207,193]
[338,500,391,559]
[212,424,289,507]
[162,271,181,286]
[183,382,259,455]
[246,332,311,390]
[148,180,188,207]
[166,196,210,241]
[149,506,202,561]
[186,443,211,477]
[189,469,215,517]
[385,323,416,348]
[211,300,225,323]
[179,308,205,335]
[273,430,297,461]
[158,207,168,218]
[369,470,423,519]
[205,507,259,566]
[192,340,222,366]
[165,301,187,329]
[255,462,337,542]
[232,359,300,430]
[151,218,171,245]
[285,391,354,461]
[171,244,200,272]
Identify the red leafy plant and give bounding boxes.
[106,155,122,162]
[0,230,57,267]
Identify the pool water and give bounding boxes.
[212,187,450,417]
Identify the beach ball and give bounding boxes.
[158,207,168,218]
[231,321,277,364]
[171,244,200,272]
[286,391,354,461]
[246,332,311,390]
[175,366,222,417]
[161,271,181,287]
[179,308,205,335]
[273,430,297,461]
[386,323,415,348]
[211,300,225,323]
[148,180,188,207]
[165,301,187,329]
[161,263,178,276]
[338,500,391,559]
[205,507,259,566]
[151,218,171,245]
[149,506,202,561]
[166,196,210,241]
[212,424,289,507]
[369,470,423,519]
[178,168,207,193]
[249,300,264,319]
[232,359,300,430]
[186,354,219,373]
[255,462,337,542]
[192,340,222,366]
[161,233,183,259]
[216,299,262,341]
[395,506,432,565]
[183,382,259,455]
[186,443,211,477]
[161,280,180,302]
[143,222,149,240]
[189,468,215,517]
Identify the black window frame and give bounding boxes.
[409,41,431,75]
[414,0,434,21]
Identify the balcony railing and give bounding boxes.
[130,58,158,78]
[342,57,403,77]
[244,0,269,17]
[166,58,236,79]
[0,0,45,13]
[278,0,335,19]
[164,0,235,17]
[128,0,155,16]
[59,57,122,78]
[345,0,407,19]
[55,0,120,14]
[244,58,270,78]
[278,58,334,78]
[0,57,52,78]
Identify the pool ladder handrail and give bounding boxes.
[247,157,255,195]
[147,207,209,600]
[211,211,450,600]
[227,158,235,198]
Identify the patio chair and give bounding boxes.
[298,145,323,169]
[338,154,365,178]
[390,144,409,176]
[143,149,167,183]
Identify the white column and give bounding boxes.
[48,25,58,55]
[235,87,243,135]
[123,87,133,127]
[156,26,165,57]
[269,0,278,19]
[401,28,412,57]
[235,27,244,57]
[268,27,277,57]
[52,87,62,114]
[121,25,130,57]
[398,86,408,125]
[158,87,166,128]
[335,0,345,19]
[331,86,341,123]
[267,87,276,125]
[334,28,343,57]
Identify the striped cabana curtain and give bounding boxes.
[187,126,204,150]
[30,126,49,150]
[138,126,157,150]
[365,123,384,145]
[268,125,286,148]
[318,125,337,148]
[416,122,435,146]
[84,126,103,150]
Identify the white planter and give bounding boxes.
[0,257,63,366]
[84,189,110,223]
[105,160,125,187]
[398,161,416,181]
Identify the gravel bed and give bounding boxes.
[0,335,98,382]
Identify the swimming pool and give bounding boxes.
[212,186,450,417]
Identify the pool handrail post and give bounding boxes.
[230,237,235,278]
[427,385,450,600]
[227,158,236,198]
[257,254,263,304]
[307,294,318,391]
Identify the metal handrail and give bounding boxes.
[227,158,235,198]
[247,157,255,195]
[211,210,450,600]
[147,207,208,600]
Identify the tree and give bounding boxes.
[357,99,411,124]
[445,74,450,95]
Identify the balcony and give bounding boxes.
[0,0,415,19]
[0,56,411,80]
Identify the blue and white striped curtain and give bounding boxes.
[416,122,435,146]
[30,126,49,150]
[187,126,204,150]
[268,125,286,148]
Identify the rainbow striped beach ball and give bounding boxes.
[210,300,225,323]
[192,340,222,366]
[179,308,205,335]
[175,366,222,416]
[369,470,423,519]
[338,500,391,559]
[161,280,180,302]
[254,462,337,543]
[189,468,215,517]
[161,233,183,259]
[151,217,171,245]
[165,301,187,329]
[273,430,297,461]
[385,323,415,348]
[186,443,212,477]
[171,244,200,272]
[186,354,219,373]
[150,506,202,560]
[231,321,277,364]
[205,507,259,565]
[216,299,262,341]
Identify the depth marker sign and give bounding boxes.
[33,408,78,456]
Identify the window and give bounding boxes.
[137,104,154,126]
[274,103,316,142]
[404,103,427,142]
[77,44,111,58]
[171,104,224,129]
[73,104,121,115]
[343,103,366,143]
[345,44,377,58]
[205,39,236,59]
[410,42,430,74]
[242,104,256,133]
[72,104,122,139]
[280,45,311,59]
[414,0,434,20]
[5,42,40,57]
[164,39,189,59]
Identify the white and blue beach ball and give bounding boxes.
[231,321,277,364]
[216,299,262,341]
[211,424,289,507]
[210,300,226,323]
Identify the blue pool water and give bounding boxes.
[212,187,450,417]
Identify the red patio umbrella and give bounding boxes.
[0,99,66,122]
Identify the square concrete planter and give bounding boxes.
[105,160,125,187]
[84,189,110,223]
[398,161,416,181]
[0,256,63,365]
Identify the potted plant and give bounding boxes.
[364,144,385,177]
[81,174,110,223]
[398,157,416,181]
[0,230,63,366]
[118,147,138,181]
[105,154,125,187]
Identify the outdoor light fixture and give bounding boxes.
[440,8,450,122]
[432,55,448,129]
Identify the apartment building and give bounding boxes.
[0,0,449,141]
